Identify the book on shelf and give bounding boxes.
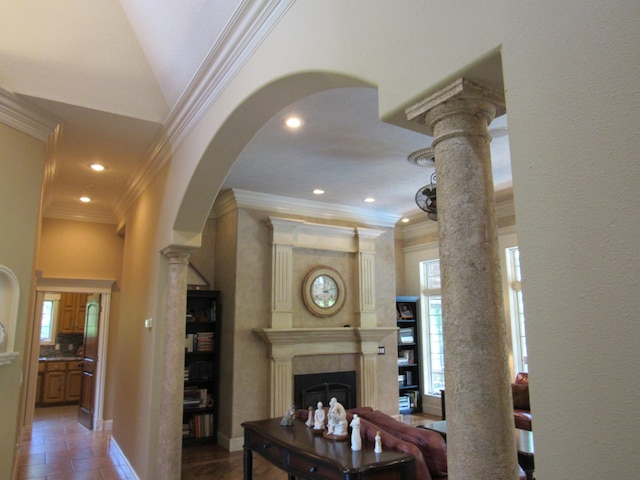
[186,306,216,323]
[185,361,215,381]
[185,332,215,353]
[187,413,215,438]
[398,327,414,344]
[397,349,414,365]
[183,387,208,408]
[399,391,418,410]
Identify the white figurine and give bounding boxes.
[350,414,362,450]
[374,431,382,453]
[327,397,347,435]
[314,401,326,430]
[305,406,314,427]
[280,403,295,426]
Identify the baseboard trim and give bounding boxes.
[109,436,140,479]
[216,431,244,452]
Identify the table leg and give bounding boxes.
[243,447,252,480]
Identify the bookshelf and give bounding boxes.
[183,290,220,445]
[396,295,422,414]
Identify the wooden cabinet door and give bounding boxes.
[59,293,76,334]
[74,293,88,333]
[43,371,66,403]
[36,373,43,405]
[66,370,82,401]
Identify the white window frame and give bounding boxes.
[40,293,60,344]
[418,246,445,397]
[505,245,528,373]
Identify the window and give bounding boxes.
[420,259,445,395]
[506,246,528,372]
[40,294,60,344]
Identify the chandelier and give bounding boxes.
[408,147,438,221]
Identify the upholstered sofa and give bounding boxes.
[295,406,527,480]
[512,372,532,431]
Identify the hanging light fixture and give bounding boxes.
[408,147,438,221]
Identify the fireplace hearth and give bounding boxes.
[294,371,357,410]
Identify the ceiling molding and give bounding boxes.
[0,87,59,141]
[213,189,400,228]
[43,205,117,225]
[113,0,295,225]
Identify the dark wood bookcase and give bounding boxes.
[396,295,422,414]
[183,290,220,445]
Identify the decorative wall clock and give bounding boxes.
[302,266,346,317]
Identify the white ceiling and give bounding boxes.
[0,1,511,227]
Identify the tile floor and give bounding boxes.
[17,405,134,480]
[17,405,439,479]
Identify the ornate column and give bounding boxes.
[407,79,518,479]
[157,247,194,480]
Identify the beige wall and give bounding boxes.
[0,123,44,479]
[38,218,124,279]
[3,3,635,479]
[36,217,124,422]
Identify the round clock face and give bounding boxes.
[311,275,338,308]
[302,267,346,317]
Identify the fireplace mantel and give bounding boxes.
[255,326,397,416]
[254,326,396,354]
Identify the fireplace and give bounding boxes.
[294,371,357,410]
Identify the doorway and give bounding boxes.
[21,278,114,442]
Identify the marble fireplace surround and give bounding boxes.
[255,217,396,417]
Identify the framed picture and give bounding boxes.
[398,303,414,319]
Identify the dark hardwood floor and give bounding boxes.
[18,405,438,479]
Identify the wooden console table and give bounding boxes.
[242,417,415,479]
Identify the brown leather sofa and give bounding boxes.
[295,406,527,480]
[512,372,532,431]
[441,372,532,431]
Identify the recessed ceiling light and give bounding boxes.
[313,189,325,195]
[79,196,92,203]
[90,163,105,172]
[401,218,410,223]
[284,116,302,129]
[364,197,375,203]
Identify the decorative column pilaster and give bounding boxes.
[407,79,518,479]
[157,246,194,480]
[356,227,383,328]
[270,355,293,417]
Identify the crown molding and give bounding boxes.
[213,189,400,228]
[0,87,59,141]
[43,205,117,225]
[113,0,295,225]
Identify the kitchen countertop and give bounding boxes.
[39,356,83,362]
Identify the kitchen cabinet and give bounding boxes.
[65,361,83,401]
[41,360,83,405]
[35,362,45,405]
[59,293,88,334]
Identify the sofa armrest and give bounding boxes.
[358,417,432,480]
[362,410,448,478]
